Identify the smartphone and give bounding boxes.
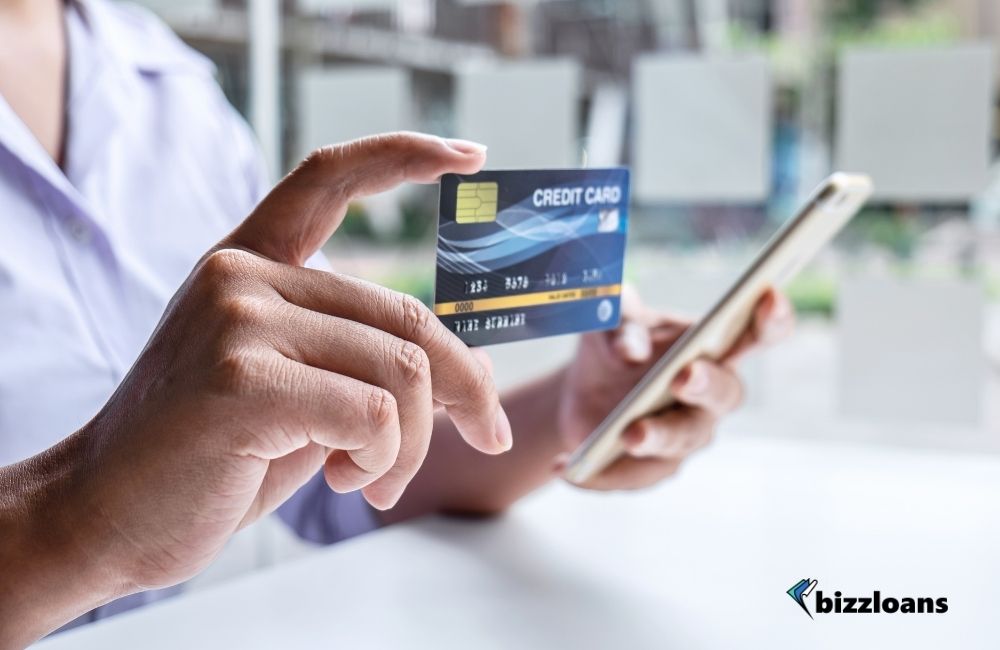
[563,172,873,484]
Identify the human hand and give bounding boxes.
[1,133,511,644]
[556,286,794,490]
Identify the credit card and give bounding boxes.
[434,168,630,346]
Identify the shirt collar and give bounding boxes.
[0,0,219,224]
[0,0,84,213]
[74,0,216,78]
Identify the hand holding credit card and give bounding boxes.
[434,168,630,346]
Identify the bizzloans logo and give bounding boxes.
[786,578,948,619]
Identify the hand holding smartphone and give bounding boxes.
[564,173,873,484]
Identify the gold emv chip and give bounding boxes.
[456,182,498,224]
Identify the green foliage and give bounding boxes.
[337,203,377,239]
[986,271,1000,302]
[785,271,838,317]
[328,196,438,245]
[397,200,438,243]
[837,208,922,259]
[374,269,435,305]
[827,0,925,30]
[827,0,961,46]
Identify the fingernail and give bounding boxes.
[619,321,652,362]
[552,452,570,476]
[680,363,708,396]
[445,138,488,155]
[495,407,513,451]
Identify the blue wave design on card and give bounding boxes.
[434,168,630,346]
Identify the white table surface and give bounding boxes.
[39,435,1000,649]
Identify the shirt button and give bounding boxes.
[68,219,91,244]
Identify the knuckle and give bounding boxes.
[633,418,654,441]
[351,438,396,477]
[301,144,341,171]
[211,349,267,396]
[399,293,435,344]
[321,133,402,171]
[297,146,350,198]
[199,248,257,284]
[365,386,398,433]
[466,363,495,400]
[365,132,408,156]
[392,340,431,385]
[196,250,263,317]
[215,293,266,332]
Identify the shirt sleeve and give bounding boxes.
[276,472,382,544]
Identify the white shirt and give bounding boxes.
[0,0,376,626]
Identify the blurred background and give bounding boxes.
[122,0,1000,583]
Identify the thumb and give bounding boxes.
[612,320,653,364]
[221,132,487,265]
[609,283,653,363]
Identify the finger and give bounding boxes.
[223,132,488,266]
[237,352,403,499]
[563,455,683,491]
[458,348,495,412]
[618,284,694,328]
[272,303,435,510]
[607,286,690,364]
[623,320,689,360]
[240,443,329,528]
[723,288,795,364]
[669,360,745,416]
[307,381,401,497]
[611,320,653,364]
[266,263,511,456]
[469,348,494,377]
[618,283,644,322]
[758,290,795,344]
[620,407,715,459]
